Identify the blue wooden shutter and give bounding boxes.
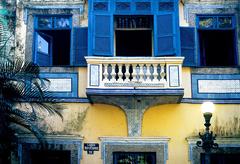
[154,14,175,56]
[180,27,197,66]
[35,32,52,66]
[72,27,88,66]
[93,14,113,56]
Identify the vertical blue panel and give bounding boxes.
[93,14,113,56]
[72,27,88,66]
[35,32,52,66]
[154,14,175,56]
[180,27,197,66]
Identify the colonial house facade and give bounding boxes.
[1,0,240,163]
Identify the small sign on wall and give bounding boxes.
[84,143,99,155]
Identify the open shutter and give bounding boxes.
[72,27,88,66]
[180,27,197,66]
[35,32,52,66]
[154,14,175,56]
[93,14,113,56]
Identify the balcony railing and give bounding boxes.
[86,57,184,89]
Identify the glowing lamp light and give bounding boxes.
[201,101,215,114]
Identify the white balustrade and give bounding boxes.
[86,57,184,89]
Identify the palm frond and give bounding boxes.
[0,56,63,150]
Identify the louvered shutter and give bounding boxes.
[93,14,113,56]
[72,27,88,66]
[180,27,197,66]
[154,14,175,56]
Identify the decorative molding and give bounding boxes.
[186,137,240,164]
[159,2,174,11]
[90,64,99,86]
[116,2,131,11]
[93,2,108,11]
[18,135,83,164]
[40,72,78,98]
[136,2,151,11]
[181,98,240,104]
[192,74,240,99]
[183,4,238,26]
[169,65,180,87]
[104,82,164,87]
[198,80,240,93]
[99,137,170,164]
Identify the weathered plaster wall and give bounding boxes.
[15,1,26,59]
[142,103,240,164]
[36,102,240,164]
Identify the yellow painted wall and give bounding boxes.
[44,102,240,164]
[142,104,240,164]
[81,104,127,164]
[78,67,88,97]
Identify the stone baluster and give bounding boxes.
[110,64,116,82]
[131,64,137,82]
[103,64,109,82]
[125,64,130,82]
[139,64,144,82]
[153,64,159,82]
[145,64,151,82]
[118,64,123,82]
[160,64,166,83]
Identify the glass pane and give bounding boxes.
[218,17,232,28]
[199,17,216,28]
[38,17,52,28]
[55,17,71,28]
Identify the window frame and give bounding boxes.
[196,14,238,67]
[33,15,72,66]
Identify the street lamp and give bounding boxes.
[196,102,218,153]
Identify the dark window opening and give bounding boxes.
[201,153,240,164]
[38,30,71,66]
[113,152,156,164]
[115,15,153,57]
[30,150,71,164]
[199,30,236,66]
[116,30,152,57]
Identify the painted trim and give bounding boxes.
[99,137,170,164]
[184,4,238,24]
[196,14,236,30]
[191,74,240,99]
[86,88,184,96]
[181,98,240,104]
[40,72,78,98]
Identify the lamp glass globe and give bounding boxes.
[201,101,215,114]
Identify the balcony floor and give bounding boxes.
[86,88,184,107]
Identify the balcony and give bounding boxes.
[86,56,184,136]
[86,56,184,105]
